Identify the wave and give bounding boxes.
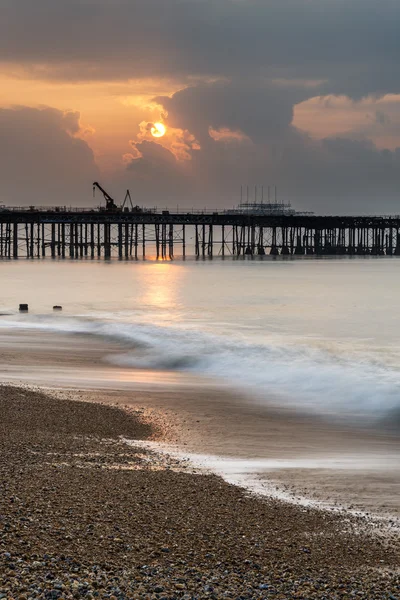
[1,313,400,422]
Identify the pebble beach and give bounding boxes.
[0,385,399,599]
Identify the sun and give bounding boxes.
[151,122,166,138]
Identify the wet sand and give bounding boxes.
[0,328,399,519]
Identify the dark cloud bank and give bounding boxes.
[2,0,400,213]
[2,0,400,97]
[0,107,97,206]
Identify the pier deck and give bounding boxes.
[0,207,400,259]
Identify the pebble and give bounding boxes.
[0,386,399,599]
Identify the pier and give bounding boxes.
[1,207,400,259]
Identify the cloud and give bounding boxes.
[127,140,181,177]
[134,119,200,162]
[155,79,310,146]
[122,140,192,205]
[0,94,397,215]
[0,0,400,99]
[2,1,400,212]
[274,136,400,213]
[0,106,98,205]
[117,82,400,214]
[208,128,251,143]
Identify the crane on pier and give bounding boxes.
[92,182,142,213]
[92,181,118,211]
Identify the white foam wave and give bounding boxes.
[1,314,400,422]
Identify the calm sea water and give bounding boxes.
[1,257,400,423]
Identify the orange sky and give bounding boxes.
[294,94,400,150]
[2,67,400,184]
[0,72,187,173]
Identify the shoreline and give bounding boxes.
[9,381,400,531]
[3,377,400,524]
[0,330,400,523]
[0,326,399,522]
[125,439,400,535]
[0,384,399,598]
[30,385,400,521]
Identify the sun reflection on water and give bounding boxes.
[137,262,184,321]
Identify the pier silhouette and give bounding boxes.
[0,205,399,259]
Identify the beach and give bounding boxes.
[1,259,400,597]
[1,327,400,520]
[1,384,399,599]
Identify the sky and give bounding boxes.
[1,0,400,214]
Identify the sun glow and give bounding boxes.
[151,122,166,138]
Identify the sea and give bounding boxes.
[1,256,400,428]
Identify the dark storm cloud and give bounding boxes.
[0,107,98,205]
[0,0,400,97]
[155,79,309,144]
[274,136,400,214]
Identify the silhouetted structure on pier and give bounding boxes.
[1,206,400,259]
